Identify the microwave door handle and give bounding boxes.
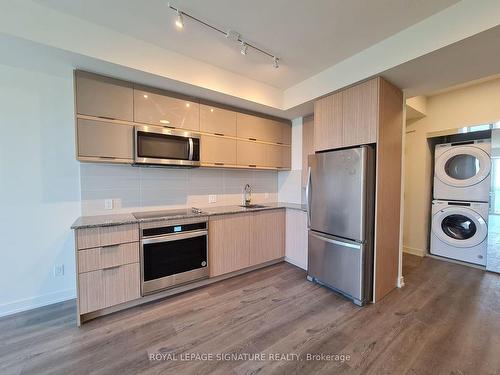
[188,138,194,161]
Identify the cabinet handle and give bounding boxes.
[98,156,117,160]
[214,133,225,137]
[101,244,119,249]
[102,265,120,271]
[248,164,257,168]
[214,162,225,166]
[248,138,257,141]
[97,116,116,121]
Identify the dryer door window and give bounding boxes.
[444,154,480,180]
[441,214,477,240]
[435,146,490,187]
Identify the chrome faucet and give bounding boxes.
[243,184,252,206]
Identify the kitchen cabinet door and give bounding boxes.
[314,91,343,152]
[265,144,282,168]
[281,146,291,169]
[200,135,237,166]
[280,122,292,145]
[209,213,251,277]
[77,118,134,163]
[236,140,267,167]
[134,89,200,131]
[75,71,134,121]
[200,105,237,136]
[342,78,378,147]
[78,263,140,314]
[249,209,285,265]
[237,113,283,144]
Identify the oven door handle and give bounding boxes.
[141,229,207,245]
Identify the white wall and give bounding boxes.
[81,165,277,215]
[278,117,303,204]
[404,77,500,255]
[0,64,80,316]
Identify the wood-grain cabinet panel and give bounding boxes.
[76,224,139,250]
[78,242,139,273]
[314,92,343,152]
[249,210,285,265]
[79,263,140,314]
[236,140,267,167]
[209,213,251,277]
[342,78,378,147]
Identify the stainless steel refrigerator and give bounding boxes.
[306,145,375,306]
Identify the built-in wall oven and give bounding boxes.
[139,219,208,295]
[134,125,200,167]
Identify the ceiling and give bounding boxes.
[34,0,459,89]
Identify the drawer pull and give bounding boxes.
[248,164,257,168]
[98,156,117,160]
[214,162,225,166]
[101,244,119,249]
[214,133,225,136]
[102,265,120,271]
[248,138,257,141]
[98,116,116,121]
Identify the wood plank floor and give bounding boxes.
[2,255,500,375]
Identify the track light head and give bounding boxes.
[175,10,184,29]
[273,57,279,69]
[240,42,248,56]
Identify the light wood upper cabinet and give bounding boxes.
[237,113,290,144]
[77,119,134,162]
[342,78,378,147]
[201,135,237,165]
[134,89,200,131]
[281,146,291,169]
[209,213,251,277]
[314,91,343,152]
[200,105,237,136]
[75,71,134,121]
[314,78,379,151]
[237,140,267,167]
[249,210,285,265]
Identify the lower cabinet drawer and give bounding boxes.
[78,263,140,314]
[78,242,139,273]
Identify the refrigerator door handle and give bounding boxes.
[305,166,312,227]
[309,231,361,250]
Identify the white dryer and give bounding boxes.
[434,139,491,202]
[430,200,488,266]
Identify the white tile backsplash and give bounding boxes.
[80,164,278,215]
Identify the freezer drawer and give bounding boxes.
[308,230,370,305]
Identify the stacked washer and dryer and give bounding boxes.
[431,139,491,266]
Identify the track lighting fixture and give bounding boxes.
[167,3,280,68]
[175,9,184,29]
[240,42,248,56]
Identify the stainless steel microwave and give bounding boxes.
[134,125,200,167]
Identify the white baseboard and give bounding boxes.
[284,256,307,270]
[403,246,426,257]
[0,289,76,318]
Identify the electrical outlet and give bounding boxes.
[104,199,113,210]
[54,264,64,277]
[208,195,217,204]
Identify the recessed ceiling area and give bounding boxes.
[34,0,459,89]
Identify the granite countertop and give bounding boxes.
[71,202,307,229]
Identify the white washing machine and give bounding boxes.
[431,200,488,266]
[434,139,491,202]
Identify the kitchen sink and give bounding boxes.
[239,204,268,209]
